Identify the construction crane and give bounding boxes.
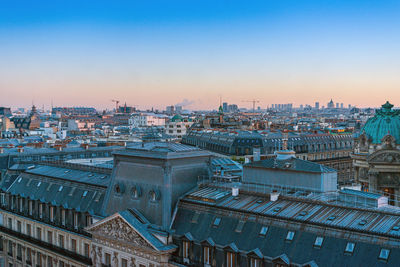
[111,99,120,111]
[242,99,260,112]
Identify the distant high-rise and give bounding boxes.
[222,102,228,112]
[340,103,344,109]
[315,102,319,109]
[336,103,339,109]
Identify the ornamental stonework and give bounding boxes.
[91,216,153,249]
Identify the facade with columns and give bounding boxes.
[352,101,400,205]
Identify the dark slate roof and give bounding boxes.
[172,191,400,266]
[127,142,200,152]
[6,174,106,216]
[244,157,336,173]
[25,165,110,187]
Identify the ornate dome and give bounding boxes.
[361,101,400,144]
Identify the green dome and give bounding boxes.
[171,114,183,122]
[361,101,400,144]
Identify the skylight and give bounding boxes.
[314,236,324,248]
[37,181,41,187]
[344,242,355,254]
[58,185,63,192]
[213,217,221,227]
[286,231,295,241]
[259,226,268,237]
[235,220,245,233]
[299,211,308,217]
[83,191,88,197]
[358,219,367,226]
[273,207,281,212]
[379,249,390,261]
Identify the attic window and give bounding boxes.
[64,170,70,173]
[314,236,324,248]
[212,217,221,227]
[327,216,336,221]
[82,191,88,197]
[88,174,94,177]
[259,226,268,237]
[392,226,400,231]
[273,207,281,212]
[58,186,63,192]
[286,231,295,241]
[379,248,390,261]
[358,219,367,226]
[299,211,308,217]
[235,220,245,233]
[191,212,200,223]
[344,242,355,255]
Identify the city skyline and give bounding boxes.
[1,0,400,109]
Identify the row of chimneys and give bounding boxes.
[0,143,93,154]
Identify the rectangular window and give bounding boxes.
[61,209,66,226]
[345,242,355,255]
[47,256,53,267]
[0,193,5,206]
[249,258,261,267]
[26,248,32,264]
[59,235,64,248]
[121,259,128,267]
[17,244,22,260]
[39,203,43,219]
[203,246,211,265]
[36,227,42,240]
[86,215,92,227]
[47,231,53,244]
[26,224,31,236]
[8,218,12,229]
[50,207,54,222]
[73,213,78,229]
[182,241,190,259]
[226,252,236,267]
[84,243,90,257]
[29,200,33,216]
[286,231,295,241]
[19,198,23,213]
[314,236,324,248]
[105,253,111,266]
[71,239,77,253]
[17,221,21,232]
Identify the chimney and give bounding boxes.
[82,143,89,150]
[17,146,24,153]
[232,186,239,197]
[270,191,280,202]
[0,147,3,154]
[56,145,63,151]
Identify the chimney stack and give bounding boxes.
[270,191,280,202]
[0,147,4,154]
[17,146,24,153]
[232,186,239,197]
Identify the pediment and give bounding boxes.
[367,150,400,164]
[87,215,154,250]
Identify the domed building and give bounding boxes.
[352,101,400,204]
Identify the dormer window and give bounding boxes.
[61,209,66,226]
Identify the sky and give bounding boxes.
[1,0,400,110]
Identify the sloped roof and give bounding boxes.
[244,157,336,173]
